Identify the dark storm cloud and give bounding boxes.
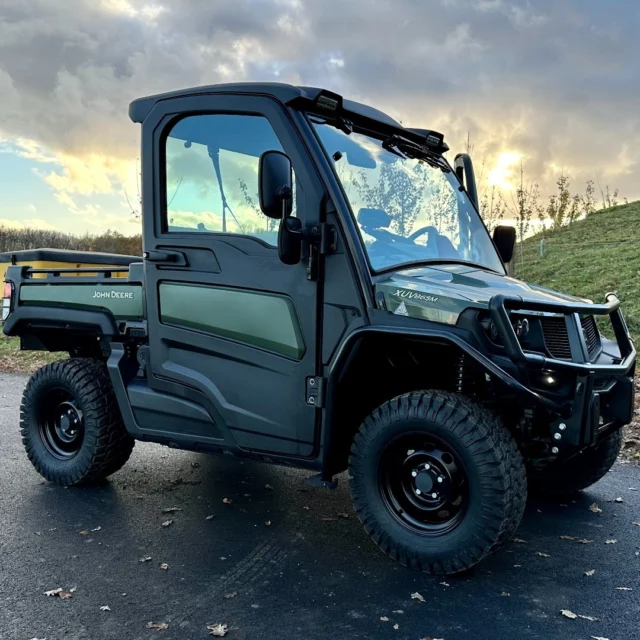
[1,0,639,197]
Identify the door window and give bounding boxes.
[164,113,296,246]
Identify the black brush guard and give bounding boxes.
[489,293,636,448]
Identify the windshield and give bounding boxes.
[310,120,504,274]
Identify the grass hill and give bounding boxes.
[513,200,640,341]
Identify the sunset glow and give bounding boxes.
[487,152,521,190]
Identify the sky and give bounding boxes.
[0,0,639,235]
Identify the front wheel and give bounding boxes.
[21,359,134,485]
[348,391,527,575]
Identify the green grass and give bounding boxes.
[513,200,640,341]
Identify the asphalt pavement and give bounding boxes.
[1,372,639,640]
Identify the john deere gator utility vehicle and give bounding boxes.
[2,83,635,574]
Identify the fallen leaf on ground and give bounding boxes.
[91,526,102,532]
[559,535,578,540]
[590,637,610,640]
[205,515,215,520]
[392,609,403,614]
[420,637,444,640]
[411,592,425,602]
[560,610,577,619]
[337,512,349,519]
[79,530,88,536]
[578,539,594,544]
[393,623,399,630]
[69,587,77,593]
[162,507,182,513]
[140,556,153,563]
[440,582,450,587]
[605,539,617,544]
[615,587,632,591]
[578,615,599,621]
[59,592,72,600]
[222,498,232,504]
[146,622,169,630]
[500,592,510,596]
[161,520,173,528]
[632,521,640,526]
[265,484,274,490]
[380,617,389,622]
[223,592,237,599]
[585,569,595,576]
[303,506,310,510]
[159,563,169,570]
[512,538,527,543]
[613,497,624,503]
[264,521,272,526]
[219,557,227,561]
[536,552,551,558]
[207,623,228,637]
[44,588,62,597]
[100,605,111,611]
[589,503,602,514]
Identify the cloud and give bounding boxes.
[0,0,638,220]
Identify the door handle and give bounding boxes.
[143,250,187,266]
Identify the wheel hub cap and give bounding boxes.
[38,390,85,460]
[379,433,469,536]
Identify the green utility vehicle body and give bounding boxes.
[2,82,636,574]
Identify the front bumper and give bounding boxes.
[489,293,635,449]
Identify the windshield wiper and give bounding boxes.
[382,135,451,172]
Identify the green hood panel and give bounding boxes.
[376,264,587,325]
[20,283,144,320]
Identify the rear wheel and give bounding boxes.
[349,391,527,575]
[21,359,134,485]
[528,430,623,497]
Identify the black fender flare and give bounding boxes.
[320,325,568,478]
[3,306,118,337]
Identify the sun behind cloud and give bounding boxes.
[488,152,521,190]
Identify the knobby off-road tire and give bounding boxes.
[348,391,527,575]
[21,358,134,485]
[528,429,623,497]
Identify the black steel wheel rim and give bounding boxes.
[378,431,469,536]
[37,387,85,460]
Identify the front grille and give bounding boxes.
[580,315,601,358]
[540,316,572,360]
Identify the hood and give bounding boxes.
[376,264,589,325]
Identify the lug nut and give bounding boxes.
[431,493,438,499]
[425,463,430,470]
[411,471,418,477]
[437,477,444,483]
[553,432,561,440]
[559,423,567,431]
[551,446,559,454]
[416,489,422,495]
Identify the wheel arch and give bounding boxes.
[320,325,529,478]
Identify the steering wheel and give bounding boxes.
[407,225,439,244]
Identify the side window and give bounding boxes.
[164,113,296,246]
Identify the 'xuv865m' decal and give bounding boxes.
[393,289,439,304]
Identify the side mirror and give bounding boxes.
[258,150,301,265]
[493,225,516,264]
[454,153,479,211]
[259,150,293,219]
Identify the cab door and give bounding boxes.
[140,93,323,457]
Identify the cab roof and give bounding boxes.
[129,82,401,127]
[128,82,447,153]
